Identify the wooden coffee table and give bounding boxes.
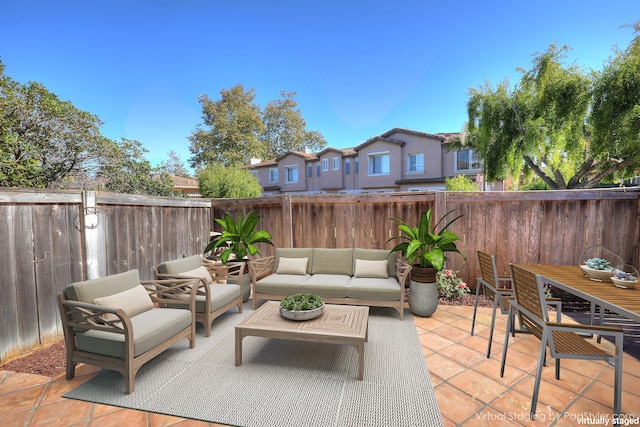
[235,301,369,379]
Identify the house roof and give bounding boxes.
[354,136,405,151]
[275,151,316,162]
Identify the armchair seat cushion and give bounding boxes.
[75,307,192,358]
[202,284,241,312]
[301,274,350,297]
[347,277,402,300]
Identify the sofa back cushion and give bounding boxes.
[275,248,314,274]
[312,248,354,275]
[65,269,142,303]
[156,255,203,275]
[353,248,397,277]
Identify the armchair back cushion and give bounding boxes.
[312,248,353,275]
[156,255,202,275]
[94,285,154,321]
[275,248,314,274]
[176,266,214,284]
[65,269,141,303]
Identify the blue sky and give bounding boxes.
[2,1,638,170]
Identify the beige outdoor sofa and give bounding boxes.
[153,255,246,337]
[58,269,198,393]
[249,248,411,319]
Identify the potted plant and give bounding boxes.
[280,293,325,320]
[388,208,465,316]
[204,210,274,302]
[204,210,274,263]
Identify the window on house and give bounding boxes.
[407,153,424,173]
[455,149,482,171]
[332,157,340,171]
[269,168,278,183]
[316,164,320,176]
[308,164,313,178]
[322,158,329,171]
[355,158,359,174]
[368,152,390,176]
[345,158,351,175]
[284,165,298,184]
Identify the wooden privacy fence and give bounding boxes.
[211,188,640,285]
[2,187,639,364]
[0,189,211,364]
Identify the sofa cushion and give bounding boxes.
[75,307,192,358]
[66,269,141,304]
[256,273,309,294]
[301,274,350,297]
[176,265,214,284]
[347,277,402,301]
[354,259,388,278]
[353,248,397,277]
[94,285,154,321]
[312,248,353,275]
[157,255,203,275]
[275,248,314,274]
[276,257,308,275]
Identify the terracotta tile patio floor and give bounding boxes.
[1,304,639,426]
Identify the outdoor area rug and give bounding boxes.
[64,302,442,426]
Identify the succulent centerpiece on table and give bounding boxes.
[580,257,615,282]
[611,266,639,289]
[279,293,325,321]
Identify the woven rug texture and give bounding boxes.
[64,302,442,427]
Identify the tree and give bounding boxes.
[1,60,105,188]
[261,91,326,158]
[158,150,192,178]
[590,23,640,183]
[445,175,479,191]
[466,28,640,189]
[188,84,264,169]
[99,138,173,196]
[189,85,326,169]
[197,164,262,198]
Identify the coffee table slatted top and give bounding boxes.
[237,301,369,338]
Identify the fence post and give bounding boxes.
[282,194,293,248]
[83,190,101,279]
[434,191,447,223]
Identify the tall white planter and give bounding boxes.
[409,280,438,317]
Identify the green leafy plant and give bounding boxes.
[388,208,465,271]
[280,293,324,311]
[204,210,273,263]
[436,269,469,300]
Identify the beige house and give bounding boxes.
[249,128,506,195]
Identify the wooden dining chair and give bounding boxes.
[471,251,515,357]
[501,264,624,420]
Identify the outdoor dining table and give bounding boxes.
[518,264,640,324]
